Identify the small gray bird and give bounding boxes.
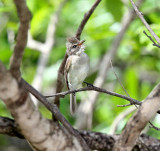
[65,37,90,115]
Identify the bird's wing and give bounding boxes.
[64,57,72,90]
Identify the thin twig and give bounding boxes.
[75,0,143,129]
[130,0,160,44]
[75,0,102,40]
[113,83,160,150]
[117,103,132,107]
[46,84,141,105]
[109,106,136,134]
[143,31,160,48]
[149,122,160,131]
[54,0,102,107]
[21,78,91,151]
[47,82,160,116]
[130,0,160,132]
[110,59,130,97]
[9,0,31,81]
[110,60,159,131]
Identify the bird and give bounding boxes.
[64,37,90,115]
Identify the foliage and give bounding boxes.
[0,0,160,150]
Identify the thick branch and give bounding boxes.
[80,131,160,151]
[0,61,89,151]
[0,116,24,138]
[9,0,31,81]
[21,78,91,151]
[54,53,68,107]
[0,116,160,151]
[113,84,160,151]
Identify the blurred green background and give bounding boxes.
[0,0,160,150]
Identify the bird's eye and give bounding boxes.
[72,45,77,48]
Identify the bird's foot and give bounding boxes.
[83,81,94,87]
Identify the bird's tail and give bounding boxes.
[70,93,77,115]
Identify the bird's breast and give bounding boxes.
[68,53,89,89]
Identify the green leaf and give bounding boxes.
[30,6,52,36]
[124,68,139,99]
[105,0,123,22]
[0,6,11,12]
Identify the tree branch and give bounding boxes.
[28,0,67,105]
[27,0,67,52]
[54,53,68,107]
[143,31,160,48]
[9,0,31,81]
[0,60,90,150]
[27,32,45,52]
[54,0,102,107]
[46,82,160,116]
[0,116,160,151]
[130,0,160,44]
[75,0,102,40]
[21,78,91,151]
[113,83,160,151]
[109,106,136,135]
[46,84,141,105]
[0,116,24,138]
[75,0,143,129]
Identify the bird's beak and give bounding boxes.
[78,40,85,47]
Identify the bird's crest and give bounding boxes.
[67,37,79,44]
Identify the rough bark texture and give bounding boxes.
[10,0,31,81]
[0,116,160,151]
[0,62,85,151]
[1,0,160,150]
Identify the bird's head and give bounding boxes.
[66,37,85,55]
